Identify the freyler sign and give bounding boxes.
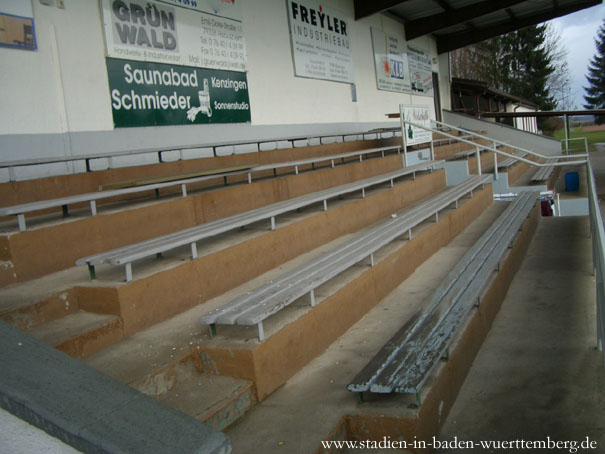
[106,58,251,127]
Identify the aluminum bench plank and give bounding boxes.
[498,151,528,168]
[1,145,401,232]
[347,191,535,393]
[200,175,490,339]
[348,191,537,396]
[76,161,443,276]
[202,176,487,326]
[393,193,537,394]
[373,192,537,393]
[531,158,558,181]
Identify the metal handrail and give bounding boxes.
[432,119,586,161]
[400,117,588,170]
[562,137,589,155]
[586,160,605,363]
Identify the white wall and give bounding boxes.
[0,0,444,163]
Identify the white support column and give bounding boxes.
[310,289,316,307]
[181,184,188,197]
[295,165,299,175]
[370,253,375,267]
[331,159,335,168]
[90,200,97,216]
[247,173,252,184]
[361,187,366,199]
[323,200,328,211]
[270,216,276,231]
[408,229,412,240]
[359,155,363,163]
[125,263,133,282]
[435,211,439,223]
[493,152,499,180]
[8,167,16,182]
[17,213,26,232]
[191,242,198,259]
[390,179,394,188]
[430,140,435,161]
[179,149,184,161]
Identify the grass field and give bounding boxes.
[551,127,605,152]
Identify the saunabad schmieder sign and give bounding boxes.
[286,0,353,83]
[107,58,250,127]
[100,0,247,72]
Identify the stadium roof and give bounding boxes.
[353,0,601,53]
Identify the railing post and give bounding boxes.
[475,147,482,176]
[493,150,498,180]
[399,104,408,168]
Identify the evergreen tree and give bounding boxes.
[451,24,559,111]
[584,19,605,124]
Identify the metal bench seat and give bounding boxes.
[76,161,443,282]
[498,151,528,168]
[347,190,538,400]
[199,174,491,342]
[1,145,401,233]
[531,158,558,181]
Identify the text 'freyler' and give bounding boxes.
[112,1,178,51]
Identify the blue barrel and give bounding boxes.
[565,172,579,192]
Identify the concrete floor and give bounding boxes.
[438,216,605,451]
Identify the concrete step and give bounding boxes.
[0,170,442,360]
[0,150,404,286]
[159,374,256,431]
[0,267,84,331]
[29,310,123,359]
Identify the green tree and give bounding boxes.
[451,24,560,110]
[584,19,605,124]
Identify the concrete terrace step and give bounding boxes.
[29,310,123,359]
[158,374,256,432]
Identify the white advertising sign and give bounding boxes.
[401,105,432,146]
[286,0,353,84]
[371,28,410,93]
[407,45,433,97]
[100,0,247,72]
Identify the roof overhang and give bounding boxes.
[353,0,602,54]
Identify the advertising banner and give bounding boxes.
[401,104,432,146]
[371,28,410,93]
[100,0,246,72]
[106,57,251,127]
[407,45,433,97]
[286,0,353,83]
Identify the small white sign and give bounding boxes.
[401,104,432,146]
[371,28,410,93]
[407,45,433,97]
[286,0,354,83]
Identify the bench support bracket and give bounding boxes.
[258,322,265,342]
[88,264,96,281]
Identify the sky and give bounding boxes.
[548,4,605,109]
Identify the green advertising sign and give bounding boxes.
[106,58,251,128]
